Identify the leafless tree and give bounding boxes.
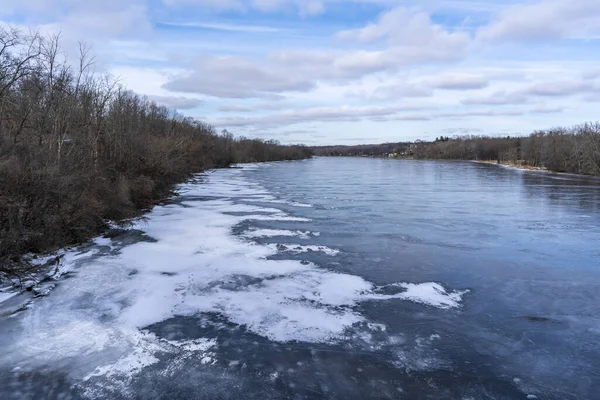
[0,30,311,281]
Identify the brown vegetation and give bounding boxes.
[0,28,311,281]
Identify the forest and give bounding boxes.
[313,123,600,176]
[0,28,311,279]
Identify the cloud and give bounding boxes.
[425,73,489,90]
[439,109,524,118]
[523,80,595,97]
[369,82,433,100]
[478,0,600,41]
[583,93,600,102]
[218,105,254,112]
[338,7,470,64]
[582,70,600,80]
[349,71,490,102]
[209,104,431,128]
[388,113,433,121]
[462,91,529,106]
[162,6,473,100]
[218,102,288,112]
[62,5,152,40]
[441,127,484,135]
[270,45,464,80]
[277,129,318,136]
[161,46,453,100]
[163,55,314,99]
[1,1,152,39]
[146,95,204,110]
[159,21,282,33]
[162,0,326,16]
[161,0,245,12]
[530,105,565,114]
[209,104,527,129]
[372,109,524,122]
[462,80,598,106]
[269,48,397,79]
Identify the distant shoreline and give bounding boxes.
[470,160,600,179]
[472,160,549,172]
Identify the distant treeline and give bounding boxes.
[313,123,600,176]
[313,142,408,157]
[0,28,311,279]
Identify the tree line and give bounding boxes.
[312,142,409,157]
[0,28,311,280]
[411,124,600,175]
[312,123,600,176]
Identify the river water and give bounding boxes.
[1,157,599,399]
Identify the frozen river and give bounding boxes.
[1,157,599,399]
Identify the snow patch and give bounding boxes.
[395,282,468,309]
[243,229,318,239]
[370,282,468,309]
[85,334,217,382]
[272,244,340,256]
[245,214,312,222]
[0,290,18,304]
[81,333,217,398]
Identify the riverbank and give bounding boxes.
[473,160,549,172]
[472,160,600,179]
[0,157,311,286]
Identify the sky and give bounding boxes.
[1,0,599,145]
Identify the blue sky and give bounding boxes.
[2,0,599,144]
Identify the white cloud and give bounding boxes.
[425,73,489,90]
[59,5,152,40]
[462,91,529,106]
[531,105,565,114]
[218,105,254,112]
[161,0,401,16]
[369,82,433,100]
[478,0,600,41]
[210,104,431,128]
[461,78,598,107]
[582,70,600,80]
[220,107,525,128]
[159,21,283,33]
[380,109,525,122]
[161,0,326,16]
[583,93,600,102]
[0,0,153,68]
[523,80,596,97]
[163,55,314,99]
[218,103,288,112]
[161,0,245,12]
[338,7,470,63]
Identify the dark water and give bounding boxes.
[1,157,600,399]
[242,158,600,400]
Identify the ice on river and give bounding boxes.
[0,165,468,395]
